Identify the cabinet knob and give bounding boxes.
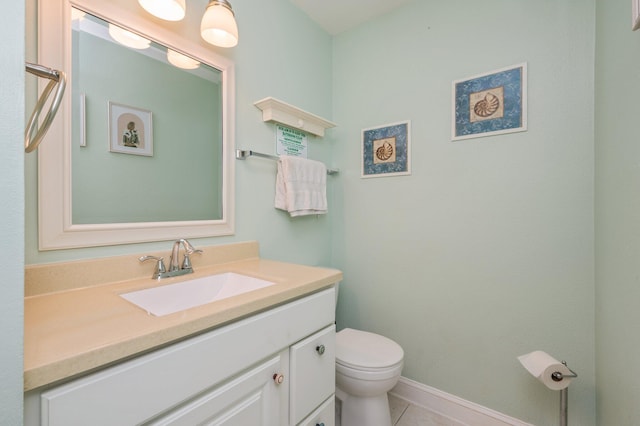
[316,344,325,355]
[315,423,325,426]
[273,373,285,385]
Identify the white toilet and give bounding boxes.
[335,327,404,426]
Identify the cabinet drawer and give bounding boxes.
[290,324,335,425]
[298,396,335,426]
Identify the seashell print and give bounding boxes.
[376,142,394,161]
[473,93,500,118]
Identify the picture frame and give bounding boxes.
[361,121,411,178]
[452,63,527,141]
[108,101,153,156]
[633,0,640,30]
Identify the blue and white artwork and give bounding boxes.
[452,63,527,141]
[362,121,411,178]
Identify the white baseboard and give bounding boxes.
[389,377,534,426]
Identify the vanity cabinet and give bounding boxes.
[24,288,336,426]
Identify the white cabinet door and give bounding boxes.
[290,325,335,425]
[147,352,287,426]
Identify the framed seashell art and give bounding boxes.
[361,121,411,178]
[452,63,527,141]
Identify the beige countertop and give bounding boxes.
[24,241,342,392]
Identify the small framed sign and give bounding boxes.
[276,125,307,158]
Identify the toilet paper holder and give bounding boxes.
[551,360,578,383]
[555,361,577,426]
[518,351,578,426]
[551,360,578,426]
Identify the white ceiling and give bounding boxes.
[288,0,414,35]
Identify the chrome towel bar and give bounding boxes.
[25,62,67,153]
[235,149,339,175]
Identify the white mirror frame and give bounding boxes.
[37,0,235,250]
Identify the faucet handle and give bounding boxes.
[179,239,202,270]
[139,255,167,279]
[181,239,199,254]
[182,249,203,270]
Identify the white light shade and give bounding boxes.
[167,49,200,69]
[200,1,238,48]
[108,24,151,50]
[138,0,186,21]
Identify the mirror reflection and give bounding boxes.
[71,9,223,224]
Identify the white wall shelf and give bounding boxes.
[254,97,336,137]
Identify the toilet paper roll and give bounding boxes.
[517,350,574,390]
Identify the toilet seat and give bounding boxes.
[336,358,403,381]
[336,328,404,371]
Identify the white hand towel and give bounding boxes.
[275,156,327,217]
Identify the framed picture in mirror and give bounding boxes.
[108,101,153,156]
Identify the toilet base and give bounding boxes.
[336,387,392,426]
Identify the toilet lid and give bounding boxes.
[336,328,404,369]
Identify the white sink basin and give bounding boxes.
[121,272,275,316]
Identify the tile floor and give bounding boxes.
[336,394,465,426]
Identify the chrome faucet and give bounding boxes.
[140,239,203,280]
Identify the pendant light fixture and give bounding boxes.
[200,0,239,48]
[138,0,239,48]
[138,0,186,22]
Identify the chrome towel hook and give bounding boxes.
[24,62,66,153]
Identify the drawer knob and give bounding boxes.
[315,423,325,426]
[316,345,326,355]
[273,373,285,385]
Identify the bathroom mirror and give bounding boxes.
[37,0,235,249]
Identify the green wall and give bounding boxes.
[595,0,640,424]
[1,0,24,423]
[332,0,596,424]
